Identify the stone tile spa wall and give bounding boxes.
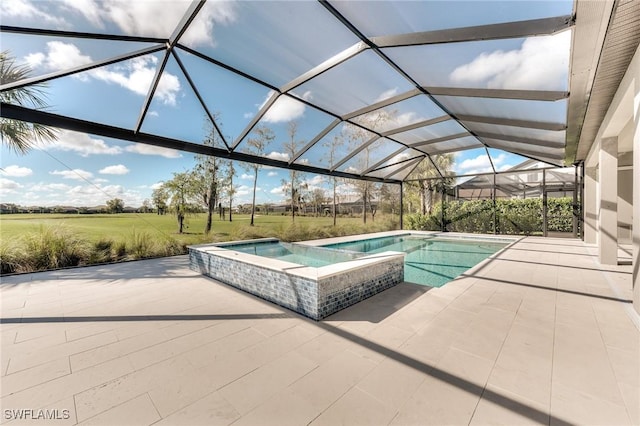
[189,244,404,320]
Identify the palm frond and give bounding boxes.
[0,50,58,154]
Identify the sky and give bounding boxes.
[0,0,572,207]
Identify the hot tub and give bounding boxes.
[188,238,404,320]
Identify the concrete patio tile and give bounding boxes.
[554,305,598,328]
[286,349,379,414]
[1,357,134,419]
[76,393,160,426]
[550,381,633,426]
[127,321,249,371]
[294,331,351,365]
[310,386,397,426]
[153,391,240,426]
[6,330,118,375]
[471,385,550,425]
[436,347,495,387]
[355,357,425,410]
[184,327,266,368]
[241,323,325,366]
[1,357,70,397]
[401,326,462,366]
[364,323,414,349]
[2,331,67,360]
[617,382,640,425]
[218,350,317,415]
[70,327,177,371]
[148,349,265,418]
[64,322,124,342]
[597,322,640,352]
[390,371,482,426]
[553,323,627,406]
[231,389,318,426]
[73,356,191,422]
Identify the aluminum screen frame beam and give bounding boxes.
[372,15,574,47]
[458,114,567,131]
[424,87,569,101]
[1,103,400,184]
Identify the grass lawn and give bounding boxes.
[0,212,394,246]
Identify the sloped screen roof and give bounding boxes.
[1,0,575,183]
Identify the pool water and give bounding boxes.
[323,235,508,287]
[222,241,354,268]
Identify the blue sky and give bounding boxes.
[1,0,572,207]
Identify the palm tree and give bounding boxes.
[0,51,57,154]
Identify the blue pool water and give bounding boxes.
[322,235,508,287]
[221,241,356,268]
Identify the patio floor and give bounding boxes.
[1,237,638,425]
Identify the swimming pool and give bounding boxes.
[322,235,509,287]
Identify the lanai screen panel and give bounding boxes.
[1,0,575,182]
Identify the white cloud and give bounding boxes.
[92,56,181,105]
[27,42,181,105]
[57,0,236,47]
[41,41,93,72]
[236,185,251,197]
[267,171,278,177]
[99,164,129,175]
[46,129,122,156]
[260,91,312,123]
[0,178,23,191]
[266,151,289,162]
[450,31,571,90]
[125,144,182,158]
[306,175,325,186]
[148,111,159,117]
[50,169,94,181]
[180,0,237,47]
[240,173,253,180]
[375,87,399,103]
[457,154,491,172]
[344,166,359,174]
[30,182,72,192]
[270,186,285,195]
[151,182,164,190]
[456,152,512,175]
[0,165,33,177]
[60,0,103,28]
[1,0,68,26]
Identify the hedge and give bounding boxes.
[406,197,574,235]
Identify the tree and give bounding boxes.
[106,198,124,214]
[410,154,455,215]
[140,199,151,213]
[310,188,326,217]
[152,186,168,215]
[193,118,225,234]
[282,122,305,222]
[221,160,237,222]
[163,171,199,233]
[0,51,57,154]
[244,125,274,226]
[322,134,345,226]
[380,183,401,215]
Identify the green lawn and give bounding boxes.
[0,212,397,246]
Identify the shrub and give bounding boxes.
[20,225,91,272]
[0,242,22,274]
[126,228,153,259]
[89,238,114,263]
